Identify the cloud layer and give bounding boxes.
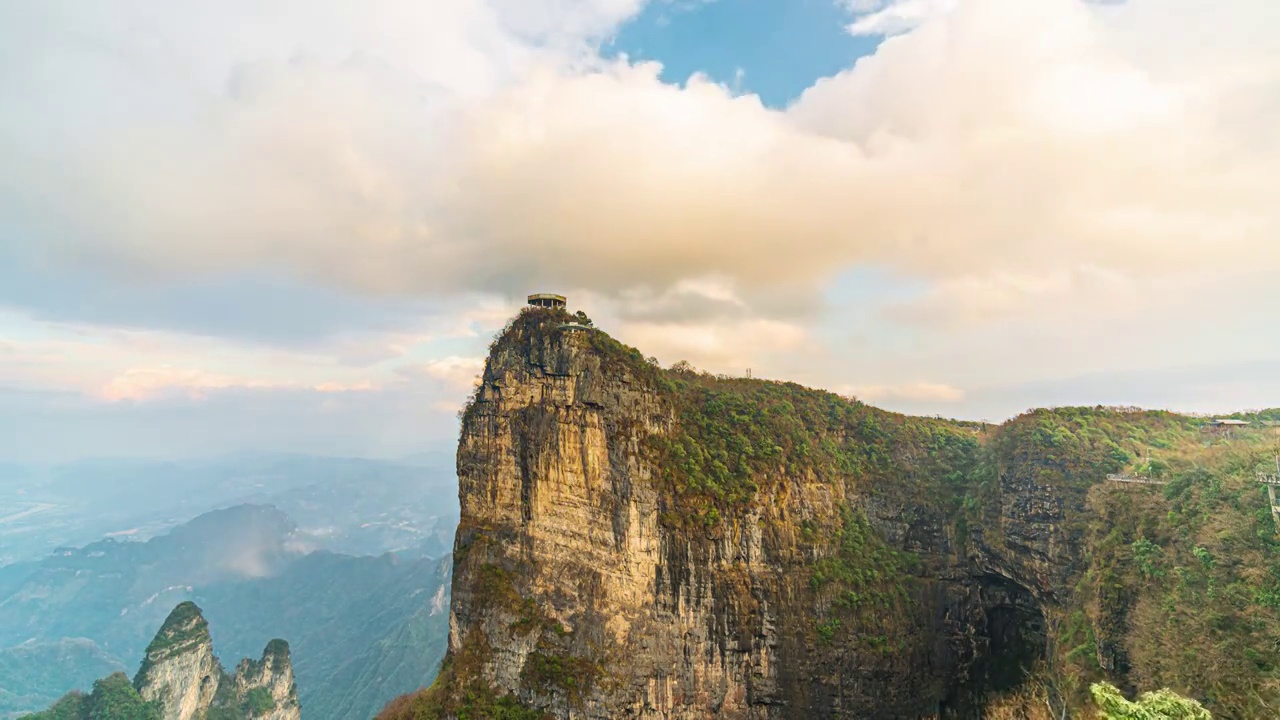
[4,0,1274,317]
[0,0,1277,460]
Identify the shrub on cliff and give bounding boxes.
[1090,682,1210,719]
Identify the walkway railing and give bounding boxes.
[1105,474,1167,486]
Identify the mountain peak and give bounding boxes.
[134,603,219,720]
[146,602,209,652]
[230,640,299,720]
[130,603,300,720]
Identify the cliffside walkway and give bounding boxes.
[1105,474,1167,486]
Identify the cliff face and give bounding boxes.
[411,309,1098,720]
[229,640,301,720]
[133,602,301,720]
[134,602,221,720]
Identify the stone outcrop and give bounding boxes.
[416,309,1091,720]
[227,639,302,720]
[134,602,221,720]
[134,602,301,720]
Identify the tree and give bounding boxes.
[86,673,162,720]
[1091,682,1210,720]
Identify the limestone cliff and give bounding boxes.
[382,307,1221,720]
[134,602,221,720]
[134,602,301,720]
[226,640,302,720]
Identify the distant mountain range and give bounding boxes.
[0,454,458,565]
[0,504,452,720]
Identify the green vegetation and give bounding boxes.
[1072,433,1280,718]
[23,673,161,720]
[1091,681,1211,719]
[262,640,290,674]
[810,508,919,645]
[986,407,1199,488]
[206,678,279,720]
[20,693,88,720]
[518,650,599,704]
[647,369,980,526]
[243,688,275,717]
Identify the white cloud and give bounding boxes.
[841,381,966,403]
[3,0,1274,325]
[885,265,1134,327]
[409,356,487,390]
[1,0,1278,454]
[619,317,810,372]
[842,0,956,36]
[99,366,377,402]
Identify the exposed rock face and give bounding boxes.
[433,310,1078,720]
[230,640,302,720]
[134,602,301,720]
[134,602,220,720]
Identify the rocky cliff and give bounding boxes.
[380,307,1274,720]
[134,602,301,720]
[134,602,221,720]
[22,602,304,720]
[226,640,301,720]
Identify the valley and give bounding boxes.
[0,504,454,720]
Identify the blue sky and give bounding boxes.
[0,0,1277,463]
[607,0,881,108]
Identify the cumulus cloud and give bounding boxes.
[1,0,1277,451]
[2,0,1275,335]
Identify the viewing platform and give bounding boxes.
[528,293,567,309]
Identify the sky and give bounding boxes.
[0,0,1277,463]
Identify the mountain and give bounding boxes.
[22,602,299,720]
[0,640,125,719]
[0,454,457,566]
[379,306,1280,719]
[0,506,451,720]
[198,552,451,720]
